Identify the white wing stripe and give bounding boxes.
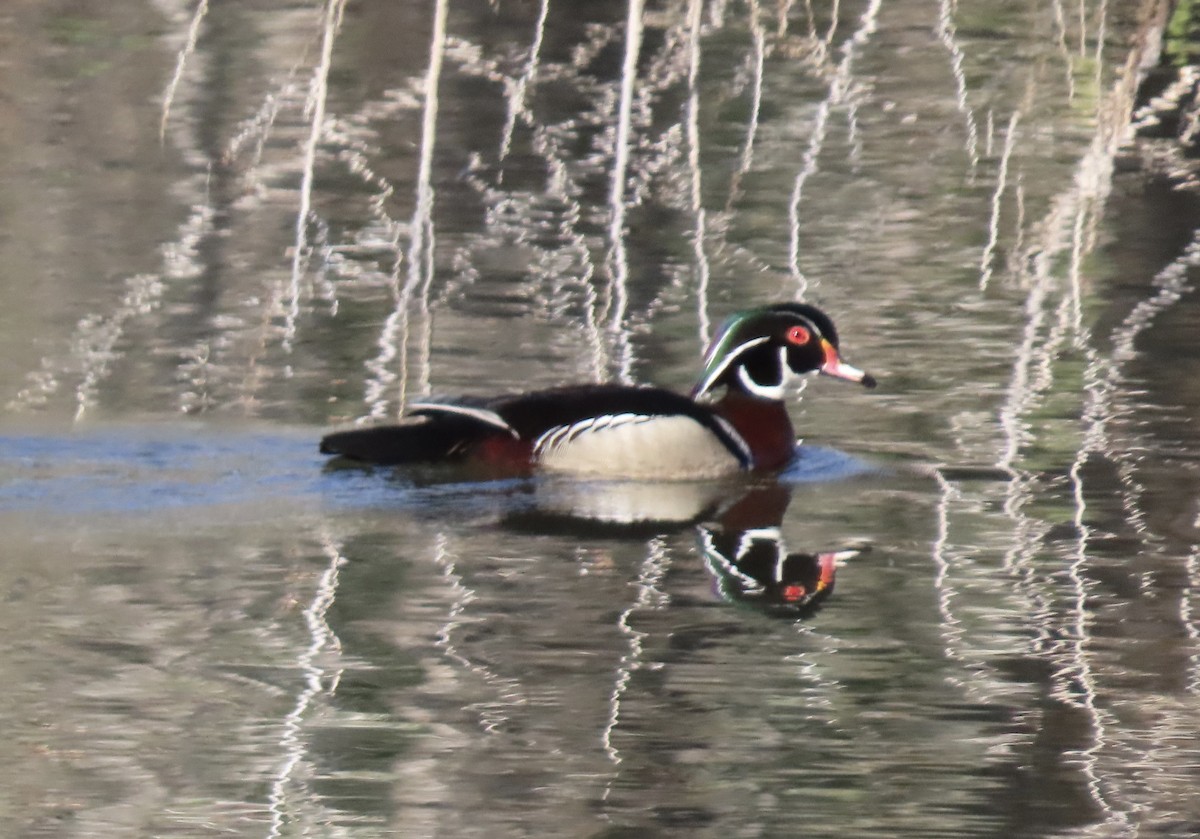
[711,415,753,466]
[408,402,518,437]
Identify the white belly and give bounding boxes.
[534,414,743,479]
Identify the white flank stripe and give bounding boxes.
[536,414,743,479]
[535,413,649,456]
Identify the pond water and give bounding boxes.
[2,0,1200,836]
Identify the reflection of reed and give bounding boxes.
[159,0,210,143]
[787,0,881,293]
[407,0,448,403]
[941,4,1176,828]
[604,0,645,385]
[936,0,980,172]
[431,533,529,736]
[979,111,1020,291]
[1066,450,1132,831]
[287,0,347,352]
[267,531,346,838]
[498,0,550,165]
[1187,549,1200,697]
[364,0,448,420]
[602,538,670,771]
[724,0,765,212]
[6,206,211,418]
[1052,0,1078,101]
[686,0,712,346]
[10,1,1199,829]
[930,470,965,666]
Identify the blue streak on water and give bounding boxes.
[781,444,880,483]
[0,432,877,518]
[0,429,327,515]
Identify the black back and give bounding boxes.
[319,384,753,467]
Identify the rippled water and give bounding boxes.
[2,0,1200,836]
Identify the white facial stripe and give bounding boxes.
[695,335,769,397]
[699,530,762,589]
[736,526,783,563]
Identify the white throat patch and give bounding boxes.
[734,346,792,401]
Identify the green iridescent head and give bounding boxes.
[691,303,875,401]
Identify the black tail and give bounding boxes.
[319,416,482,465]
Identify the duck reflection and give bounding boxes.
[695,484,865,617]
[503,477,864,618]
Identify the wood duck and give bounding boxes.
[320,302,875,479]
[696,484,865,615]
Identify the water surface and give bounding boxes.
[2,1,1200,837]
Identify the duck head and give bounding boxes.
[691,303,876,401]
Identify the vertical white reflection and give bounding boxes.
[726,0,764,210]
[801,0,841,57]
[1062,452,1127,833]
[606,0,644,384]
[1076,230,1200,541]
[287,0,346,353]
[686,0,712,345]
[825,0,841,45]
[775,0,795,37]
[801,0,817,39]
[979,111,1020,291]
[1052,0,1077,102]
[364,287,406,419]
[1052,9,1134,808]
[1092,0,1109,145]
[408,0,449,399]
[69,274,167,422]
[1069,193,1088,342]
[159,0,209,142]
[1012,175,1026,277]
[931,470,966,665]
[498,0,549,164]
[1077,0,1088,56]
[986,14,1168,824]
[603,539,670,776]
[268,533,346,838]
[997,274,1063,555]
[936,0,980,171]
[432,533,528,734]
[365,0,448,417]
[787,0,881,292]
[1186,547,1200,695]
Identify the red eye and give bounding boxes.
[786,325,811,345]
[783,584,807,602]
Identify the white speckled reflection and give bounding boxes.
[2,0,1200,837]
